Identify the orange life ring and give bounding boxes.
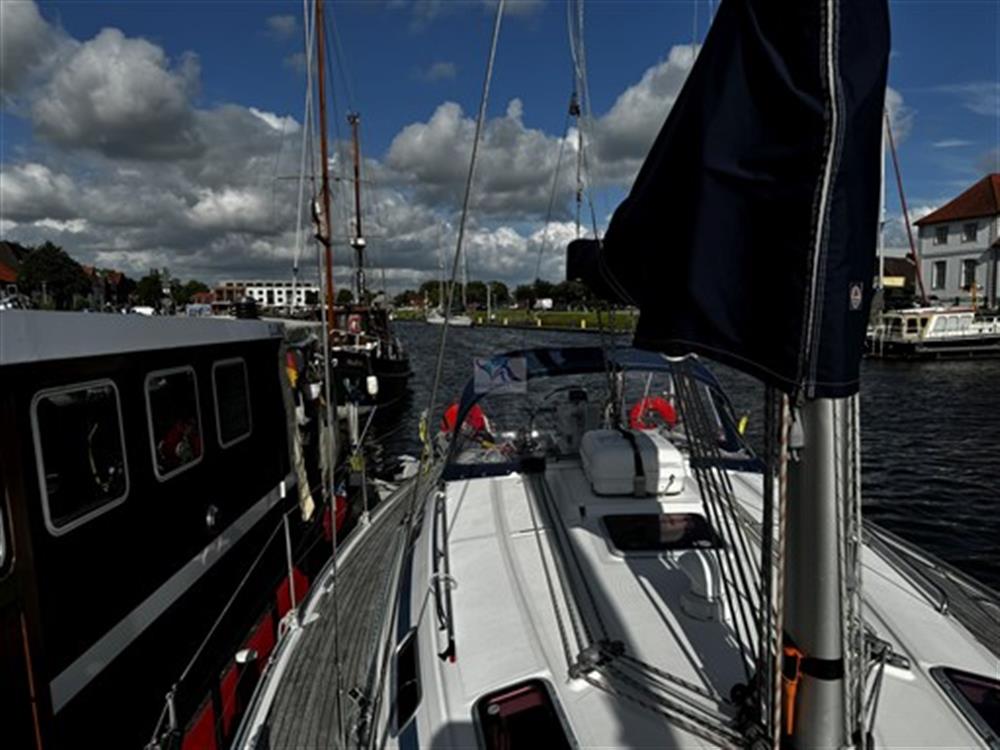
[629,396,677,430]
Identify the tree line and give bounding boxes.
[12,240,208,311]
[392,278,597,310]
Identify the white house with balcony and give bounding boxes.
[914,174,1000,308]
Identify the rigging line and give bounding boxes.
[533,106,573,283]
[323,12,354,260]
[314,0,346,740]
[292,0,317,299]
[833,398,853,739]
[617,652,725,704]
[606,660,735,730]
[177,513,288,685]
[326,0,356,113]
[426,0,505,423]
[757,386,779,739]
[524,474,578,670]
[568,0,603,246]
[691,0,698,51]
[529,473,599,644]
[884,109,928,304]
[587,668,741,748]
[771,396,792,750]
[671,366,756,678]
[674,367,760,611]
[679,369,763,595]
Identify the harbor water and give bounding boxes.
[371,321,1000,592]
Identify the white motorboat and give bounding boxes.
[867,306,1000,359]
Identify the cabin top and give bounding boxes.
[0,310,284,367]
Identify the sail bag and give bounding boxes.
[568,0,890,398]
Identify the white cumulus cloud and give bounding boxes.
[31,28,203,159]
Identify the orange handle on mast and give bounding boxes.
[782,644,804,736]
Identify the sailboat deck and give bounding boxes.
[260,488,413,749]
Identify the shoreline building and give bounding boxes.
[914,174,1000,308]
[214,280,320,309]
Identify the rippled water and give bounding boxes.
[370,321,1000,592]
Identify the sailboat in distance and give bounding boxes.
[426,241,473,326]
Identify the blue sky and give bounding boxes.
[1,0,998,288]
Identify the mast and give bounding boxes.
[885,110,928,305]
[878,116,886,290]
[571,91,583,239]
[784,399,853,748]
[315,0,336,332]
[461,249,468,310]
[348,111,367,303]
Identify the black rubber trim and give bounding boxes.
[783,634,845,680]
[616,429,646,496]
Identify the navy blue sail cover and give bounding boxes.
[568,0,889,398]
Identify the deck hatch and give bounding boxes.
[474,679,571,750]
[602,513,721,553]
[931,667,1000,744]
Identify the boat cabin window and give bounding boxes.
[31,381,129,534]
[603,513,720,553]
[475,679,571,750]
[146,367,204,481]
[394,629,421,731]
[905,318,918,334]
[932,667,1000,743]
[212,358,252,448]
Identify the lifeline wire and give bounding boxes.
[425,0,505,425]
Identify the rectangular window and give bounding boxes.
[962,222,978,243]
[962,259,978,290]
[146,367,203,481]
[476,680,571,750]
[932,260,947,290]
[934,225,949,245]
[1,491,7,571]
[213,359,252,448]
[603,513,721,553]
[31,381,129,534]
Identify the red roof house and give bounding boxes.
[915,174,1000,226]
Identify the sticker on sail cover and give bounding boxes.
[474,356,527,394]
[849,282,864,311]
